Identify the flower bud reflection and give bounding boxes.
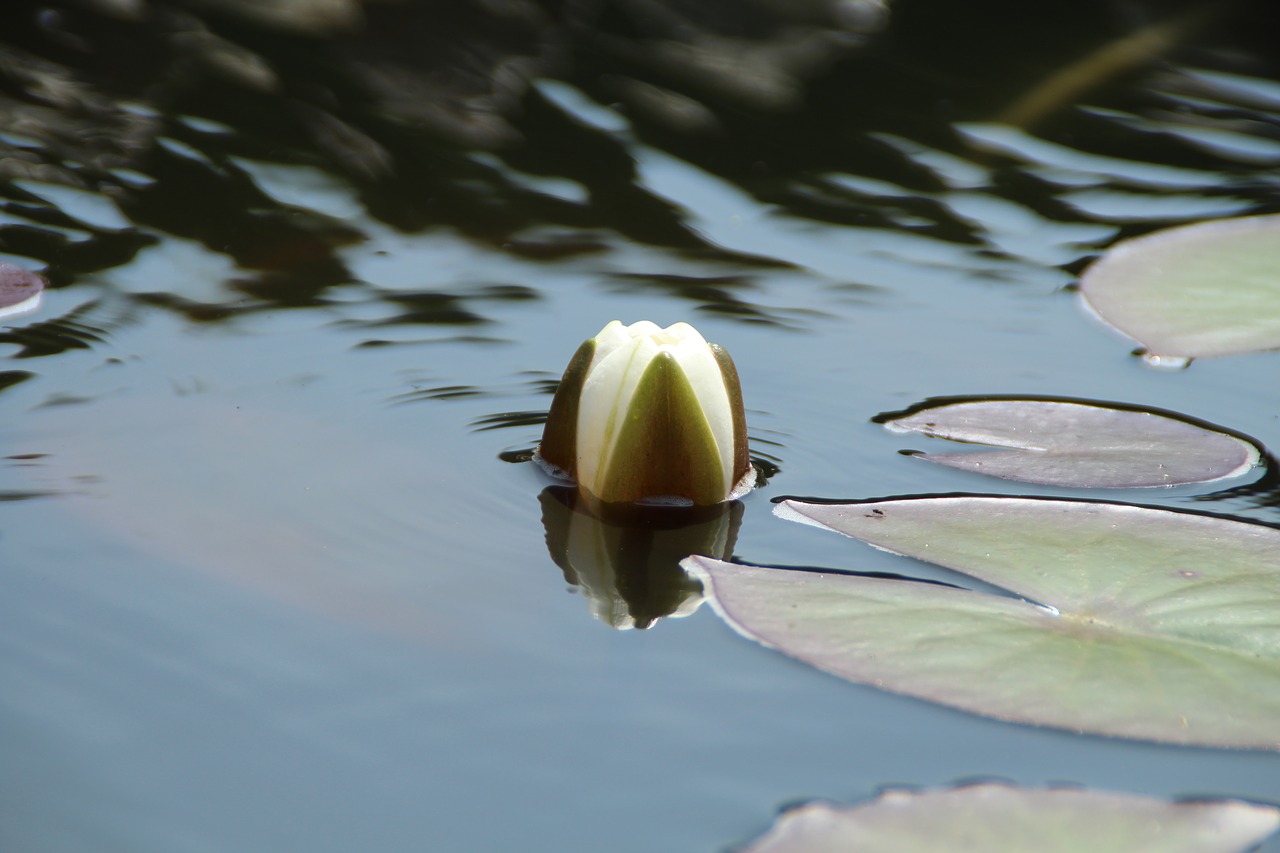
[540,487,743,630]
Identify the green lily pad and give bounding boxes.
[879,398,1261,488]
[740,783,1280,853]
[1079,214,1280,363]
[685,497,1280,748]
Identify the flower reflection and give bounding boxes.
[539,486,743,630]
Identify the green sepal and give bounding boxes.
[539,337,595,477]
[711,343,751,488]
[595,351,725,505]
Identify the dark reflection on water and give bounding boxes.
[0,370,34,393]
[1193,463,1280,513]
[0,219,153,276]
[129,292,244,323]
[2,0,1277,336]
[390,384,485,404]
[389,376,551,407]
[472,411,548,433]
[0,437,56,503]
[358,293,488,328]
[0,301,113,358]
[606,272,817,327]
[354,334,512,349]
[539,486,742,630]
[354,284,540,329]
[0,488,57,501]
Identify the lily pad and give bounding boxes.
[685,497,1280,748]
[740,783,1280,853]
[1078,214,1280,362]
[879,398,1261,488]
[0,263,44,320]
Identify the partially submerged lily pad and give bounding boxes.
[685,496,1280,748]
[879,398,1261,488]
[0,264,45,320]
[740,782,1280,853]
[1079,214,1280,362]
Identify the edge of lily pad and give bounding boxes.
[874,393,1270,450]
[737,780,1280,853]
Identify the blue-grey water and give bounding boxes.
[2,3,1280,850]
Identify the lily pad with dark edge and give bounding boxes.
[1078,214,1280,364]
[0,264,45,320]
[684,497,1280,749]
[739,782,1280,853]
[879,398,1261,488]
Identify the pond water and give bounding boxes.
[2,2,1280,851]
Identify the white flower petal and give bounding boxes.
[624,319,664,339]
[545,319,749,504]
[668,331,735,495]
[587,320,633,369]
[577,334,660,495]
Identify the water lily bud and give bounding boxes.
[537,320,753,505]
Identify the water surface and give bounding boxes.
[2,2,1280,850]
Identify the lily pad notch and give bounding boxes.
[686,495,1280,749]
[875,395,1265,489]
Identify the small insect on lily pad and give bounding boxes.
[1079,214,1280,365]
[0,264,45,320]
[879,398,1262,488]
[740,782,1280,853]
[686,496,1280,749]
